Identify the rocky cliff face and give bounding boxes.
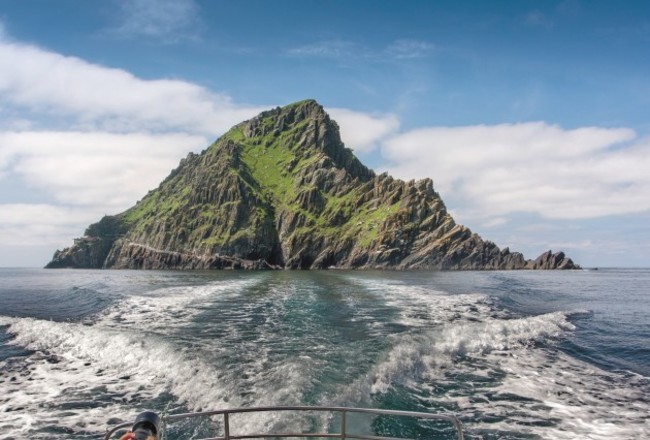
[47,99,579,270]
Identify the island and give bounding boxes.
[47,100,579,270]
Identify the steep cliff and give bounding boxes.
[46,99,579,270]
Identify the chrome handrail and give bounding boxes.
[104,406,464,440]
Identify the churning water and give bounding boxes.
[0,268,648,439]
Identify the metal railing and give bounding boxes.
[104,406,464,440]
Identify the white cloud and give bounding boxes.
[287,40,362,58]
[287,38,437,62]
[385,39,435,59]
[0,203,98,227]
[327,108,400,153]
[480,216,509,228]
[109,0,201,41]
[382,122,648,220]
[0,204,101,246]
[0,39,265,134]
[0,130,208,211]
[288,38,436,61]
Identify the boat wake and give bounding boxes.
[336,276,650,439]
[1,272,648,439]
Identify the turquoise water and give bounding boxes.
[0,269,648,439]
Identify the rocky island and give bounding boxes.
[46,100,579,270]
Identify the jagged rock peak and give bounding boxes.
[237,99,373,181]
[242,99,330,138]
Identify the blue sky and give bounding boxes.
[1,0,649,267]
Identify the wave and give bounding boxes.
[365,311,575,394]
[96,276,264,333]
[0,314,322,437]
[468,349,650,439]
[343,275,498,328]
[0,276,326,437]
[333,307,649,439]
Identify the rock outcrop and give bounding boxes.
[46,99,579,270]
[525,250,577,270]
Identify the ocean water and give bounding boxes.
[0,268,648,439]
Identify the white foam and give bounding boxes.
[97,277,262,333]
[460,347,650,439]
[336,306,649,439]
[0,315,319,437]
[344,276,497,328]
[0,316,227,434]
[436,310,575,355]
[365,311,575,394]
[0,276,329,438]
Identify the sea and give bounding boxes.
[0,268,648,440]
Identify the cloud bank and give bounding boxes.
[0,35,271,214]
[0,204,101,247]
[0,40,265,134]
[382,122,647,220]
[0,131,207,209]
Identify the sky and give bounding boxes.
[0,0,649,268]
